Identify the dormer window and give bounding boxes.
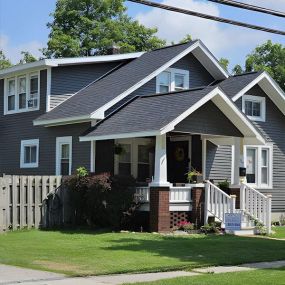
[5,72,40,115]
[242,95,266,122]
[157,68,189,93]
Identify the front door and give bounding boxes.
[167,140,190,184]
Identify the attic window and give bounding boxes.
[157,68,189,94]
[242,95,266,122]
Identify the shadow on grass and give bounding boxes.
[100,234,285,268]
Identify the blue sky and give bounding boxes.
[0,0,284,71]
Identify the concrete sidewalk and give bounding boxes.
[1,260,285,285]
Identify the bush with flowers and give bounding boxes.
[173,221,195,233]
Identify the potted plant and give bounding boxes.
[114,144,124,155]
[187,168,203,184]
[217,179,230,194]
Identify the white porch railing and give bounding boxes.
[240,183,272,234]
[135,186,192,203]
[204,180,236,225]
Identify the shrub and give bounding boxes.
[175,221,195,232]
[200,222,221,234]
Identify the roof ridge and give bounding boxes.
[150,40,198,52]
[231,71,262,78]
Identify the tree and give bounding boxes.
[219,57,229,71]
[245,40,285,90]
[43,0,166,58]
[179,34,192,44]
[19,51,37,64]
[232,64,243,75]
[0,50,12,70]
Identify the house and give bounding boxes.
[1,40,284,233]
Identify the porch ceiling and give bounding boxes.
[80,86,265,145]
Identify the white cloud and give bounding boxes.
[240,0,285,11]
[0,34,43,64]
[135,0,274,67]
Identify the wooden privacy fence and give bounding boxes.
[0,175,62,232]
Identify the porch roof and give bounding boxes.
[80,86,265,145]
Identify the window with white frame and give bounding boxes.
[5,72,40,114]
[115,138,154,182]
[156,68,189,93]
[245,145,272,188]
[20,139,39,168]
[56,137,72,175]
[242,95,266,122]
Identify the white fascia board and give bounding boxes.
[161,87,265,145]
[80,131,160,142]
[33,114,94,127]
[232,71,285,116]
[0,52,143,78]
[90,41,202,119]
[192,42,229,80]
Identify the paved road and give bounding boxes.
[1,260,285,285]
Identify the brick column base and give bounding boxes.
[149,187,170,232]
[191,187,205,227]
[229,188,240,209]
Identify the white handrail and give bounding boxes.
[241,183,272,234]
[205,180,236,225]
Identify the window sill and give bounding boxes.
[5,107,40,115]
[246,115,265,122]
[20,164,39,169]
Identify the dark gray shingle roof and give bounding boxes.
[35,41,198,123]
[83,86,216,138]
[217,71,263,98]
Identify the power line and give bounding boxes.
[127,0,285,36]
[208,0,285,18]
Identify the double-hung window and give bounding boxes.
[118,144,132,176]
[56,137,72,175]
[20,139,39,168]
[5,72,40,114]
[245,145,272,188]
[242,95,266,122]
[157,68,189,93]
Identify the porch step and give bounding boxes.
[226,227,255,236]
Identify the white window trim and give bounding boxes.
[20,139,39,168]
[242,95,266,122]
[244,144,273,189]
[56,136,72,175]
[4,71,40,115]
[156,68,189,93]
[114,138,154,180]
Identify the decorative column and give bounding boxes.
[149,134,170,232]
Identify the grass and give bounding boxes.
[0,230,285,276]
[271,226,285,239]
[126,268,285,285]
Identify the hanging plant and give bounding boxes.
[114,144,124,155]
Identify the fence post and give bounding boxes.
[266,194,272,235]
[230,195,236,214]
[240,184,246,211]
[204,182,209,225]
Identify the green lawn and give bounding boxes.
[127,268,285,285]
[271,226,285,239]
[0,230,285,276]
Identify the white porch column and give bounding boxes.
[231,138,240,186]
[150,134,170,187]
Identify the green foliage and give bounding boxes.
[217,179,230,190]
[64,171,136,229]
[43,0,166,58]
[219,57,229,71]
[200,222,221,234]
[19,51,37,64]
[245,40,285,91]
[232,64,243,75]
[179,34,192,44]
[0,50,12,70]
[187,168,202,183]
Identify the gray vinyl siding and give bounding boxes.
[105,53,214,116]
[51,62,122,95]
[236,85,285,212]
[175,101,243,137]
[50,94,73,109]
[206,142,232,183]
[0,70,91,175]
